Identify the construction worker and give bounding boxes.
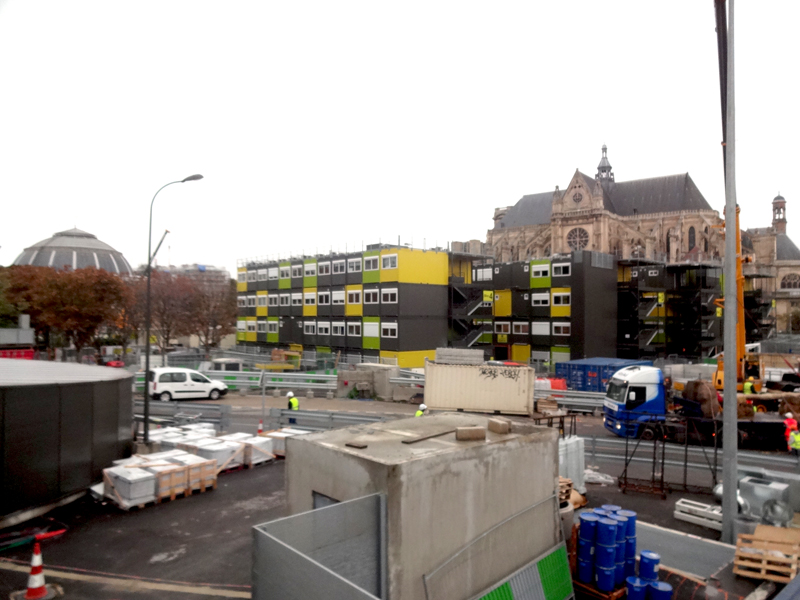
[784,412,798,450]
[287,391,299,411]
[789,429,800,457]
[415,403,427,417]
[743,376,756,395]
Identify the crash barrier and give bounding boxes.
[133,400,231,431]
[535,387,606,412]
[135,370,338,393]
[267,408,395,432]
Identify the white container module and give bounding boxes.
[181,423,217,433]
[146,464,189,500]
[112,455,148,467]
[103,466,157,507]
[176,435,215,452]
[196,441,244,471]
[157,434,187,449]
[266,431,295,456]
[142,449,188,462]
[239,436,275,466]
[217,432,253,442]
[169,453,217,489]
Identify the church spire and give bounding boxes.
[596,144,614,182]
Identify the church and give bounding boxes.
[485,146,724,264]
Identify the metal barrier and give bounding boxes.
[534,387,606,412]
[134,370,337,393]
[133,400,231,430]
[267,408,396,432]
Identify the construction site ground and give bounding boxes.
[1,399,793,599]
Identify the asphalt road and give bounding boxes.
[0,463,288,600]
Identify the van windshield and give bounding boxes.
[606,381,627,403]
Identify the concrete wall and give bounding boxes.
[390,429,559,600]
[286,418,559,600]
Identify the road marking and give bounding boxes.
[0,562,251,598]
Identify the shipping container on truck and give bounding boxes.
[423,362,536,416]
[555,358,653,393]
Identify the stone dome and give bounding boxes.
[13,228,133,275]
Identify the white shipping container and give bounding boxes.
[423,362,536,415]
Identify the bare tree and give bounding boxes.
[190,277,237,357]
[149,271,198,365]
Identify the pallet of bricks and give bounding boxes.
[733,524,800,584]
[103,449,217,510]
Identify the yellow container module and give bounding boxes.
[256,291,268,316]
[511,344,531,363]
[493,290,512,317]
[380,349,436,369]
[237,268,247,292]
[381,247,448,285]
[550,287,571,318]
[303,287,317,317]
[345,284,363,317]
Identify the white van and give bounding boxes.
[147,367,228,402]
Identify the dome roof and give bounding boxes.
[13,228,133,275]
[774,193,785,202]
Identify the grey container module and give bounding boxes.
[103,466,157,507]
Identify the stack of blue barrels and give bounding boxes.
[576,505,674,599]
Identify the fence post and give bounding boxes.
[591,436,597,468]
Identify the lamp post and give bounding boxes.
[143,174,203,444]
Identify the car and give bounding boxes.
[147,367,228,402]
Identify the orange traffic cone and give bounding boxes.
[257,419,263,435]
[10,543,59,600]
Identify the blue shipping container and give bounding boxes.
[557,358,653,392]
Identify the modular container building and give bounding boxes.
[555,357,653,392]
[0,359,133,520]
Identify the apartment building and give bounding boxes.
[236,246,619,368]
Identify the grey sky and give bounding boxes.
[0,1,796,276]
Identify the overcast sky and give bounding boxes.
[0,1,797,276]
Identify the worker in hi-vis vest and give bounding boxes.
[287,391,299,410]
[415,403,427,417]
[743,376,756,395]
[789,429,800,457]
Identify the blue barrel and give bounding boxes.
[595,565,615,592]
[577,537,594,561]
[625,536,637,559]
[616,509,637,537]
[577,558,594,583]
[648,581,673,600]
[626,577,648,600]
[602,504,622,512]
[625,557,636,578]
[593,508,610,517]
[639,551,660,581]
[614,561,626,586]
[579,513,599,542]
[594,543,616,569]
[596,518,618,546]
[609,515,628,543]
[615,543,625,564]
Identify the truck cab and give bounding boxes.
[603,366,666,438]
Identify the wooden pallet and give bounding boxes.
[572,579,626,600]
[733,528,800,584]
[185,460,217,493]
[559,476,573,504]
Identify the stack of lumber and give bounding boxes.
[558,476,573,505]
[537,397,559,414]
[733,525,800,583]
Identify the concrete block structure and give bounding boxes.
[271,413,561,600]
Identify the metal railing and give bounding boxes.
[266,408,397,431]
[134,370,338,393]
[133,400,231,430]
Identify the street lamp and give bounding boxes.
[143,174,204,444]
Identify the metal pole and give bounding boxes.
[721,0,738,544]
[143,175,203,444]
